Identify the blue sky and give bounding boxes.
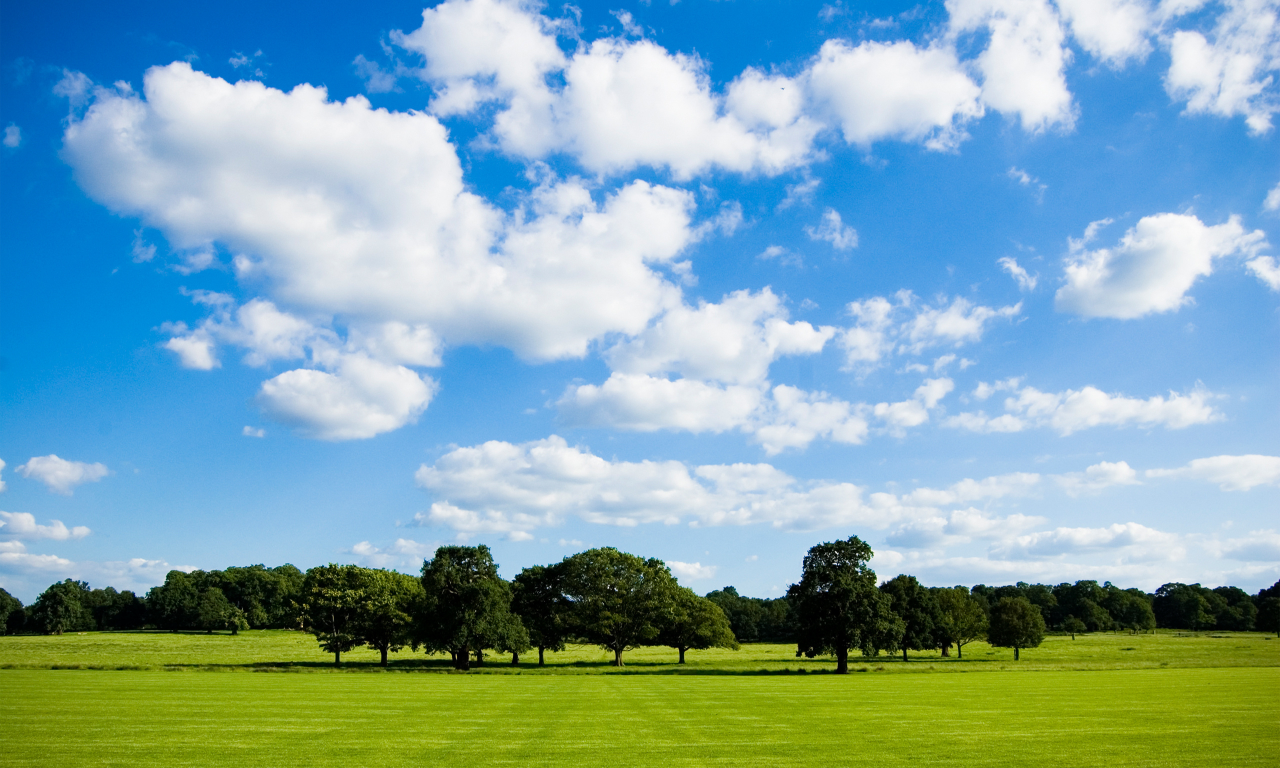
[1,0,1277,603]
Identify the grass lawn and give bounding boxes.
[1,631,1276,766]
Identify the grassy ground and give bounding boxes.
[1,667,1276,766]
[0,628,1276,672]
[1,631,1276,766]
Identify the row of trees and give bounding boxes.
[3,540,1278,675]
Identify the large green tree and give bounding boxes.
[660,587,739,663]
[787,536,900,674]
[146,570,200,631]
[1153,583,1216,629]
[511,564,570,666]
[1104,588,1156,634]
[301,564,367,665]
[360,569,423,666]
[560,547,679,667]
[704,587,795,643]
[932,586,987,658]
[418,545,524,670]
[988,596,1046,660]
[880,575,938,662]
[197,587,248,634]
[30,579,93,634]
[0,588,22,635]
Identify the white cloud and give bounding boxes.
[3,124,20,149]
[412,435,1060,538]
[1247,255,1280,290]
[990,522,1182,560]
[0,459,6,493]
[839,291,1021,371]
[1054,460,1141,495]
[0,541,75,573]
[805,208,859,250]
[348,537,437,567]
[1057,0,1154,66]
[805,38,983,150]
[559,374,764,434]
[242,426,266,438]
[1165,0,1280,134]
[1055,213,1268,318]
[753,385,871,453]
[1266,181,1280,211]
[0,512,91,541]
[16,455,109,495]
[999,255,1038,290]
[886,508,1046,547]
[1147,454,1280,490]
[947,0,1076,131]
[1217,529,1280,561]
[163,331,219,370]
[946,382,1221,434]
[669,560,718,580]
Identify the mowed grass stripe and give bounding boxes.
[2,667,1275,767]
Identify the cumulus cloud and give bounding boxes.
[349,538,437,567]
[1247,255,1280,290]
[3,124,21,149]
[1147,454,1280,490]
[886,508,1046,547]
[947,0,1077,131]
[412,435,1053,538]
[0,459,6,493]
[1054,460,1141,495]
[1216,529,1280,561]
[1055,213,1268,318]
[1057,0,1154,66]
[668,560,718,580]
[946,381,1221,434]
[840,291,1021,370]
[990,522,1183,560]
[1165,0,1280,134]
[1266,181,1280,211]
[0,512,91,541]
[0,541,75,573]
[998,256,1038,290]
[805,208,859,250]
[16,455,109,495]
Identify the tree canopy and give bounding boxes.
[880,574,938,662]
[560,547,679,666]
[418,545,525,670]
[987,596,1046,660]
[660,587,739,663]
[932,586,987,658]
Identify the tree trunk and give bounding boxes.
[902,647,908,662]
[334,650,341,666]
[957,643,963,659]
[1014,646,1020,661]
[231,626,238,636]
[457,646,471,671]
[678,647,686,664]
[613,647,624,667]
[538,646,545,666]
[380,645,389,666]
[511,652,519,666]
[835,646,849,674]
[940,643,950,657]
[474,648,483,666]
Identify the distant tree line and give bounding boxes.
[2,539,1277,674]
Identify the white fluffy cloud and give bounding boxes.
[1216,529,1280,561]
[16,455,109,495]
[1057,0,1155,65]
[668,560,718,580]
[998,256,1038,290]
[990,522,1183,560]
[0,512,91,541]
[1147,454,1280,490]
[1054,460,1142,495]
[948,0,1077,131]
[1055,213,1268,318]
[0,459,6,493]
[349,538,438,567]
[946,381,1221,434]
[840,291,1021,370]
[1165,0,1280,134]
[886,508,1046,547]
[805,208,859,250]
[0,541,75,573]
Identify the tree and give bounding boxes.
[360,569,423,666]
[1211,586,1257,631]
[988,596,1046,660]
[147,570,200,631]
[30,579,93,634]
[1061,617,1087,640]
[787,536,900,674]
[705,587,795,643]
[560,547,679,667]
[1257,597,1280,637]
[0,588,22,635]
[197,587,248,634]
[418,545,524,671]
[1153,583,1215,630]
[1106,589,1156,634]
[660,587,739,663]
[880,575,938,662]
[301,564,366,665]
[511,564,570,666]
[933,586,987,658]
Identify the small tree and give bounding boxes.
[1061,617,1087,640]
[880,575,938,662]
[560,547,679,667]
[359,569,422,666]
[787,536,899,673]
[933,587,987,658]
[197,587,247,634]
[660,588,739,663]
[511,564,570,666]
[988,596,1046,660]
[301,564,366,665]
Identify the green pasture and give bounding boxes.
[0,627,1276,672]
[1,666,1276,766]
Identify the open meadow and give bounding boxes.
[1,631,1277,766]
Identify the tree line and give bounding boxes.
[2,538,1277,673]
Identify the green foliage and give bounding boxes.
[1103,587,1156,634]
[418,545,525,669]
[988,596,1047,660]
[559,547,680,666]
[659,587,739,663]
[301,564,367,664]
[30,579,94,634]
[704,587,794,643]
[787,536,901,673]
[197,588,248,634]
[880,575,938,661]
[0,588,22,635]
[511,564,569,665]
[359,569,423,666]
[1154,583,1218,630]
[932,586,987,658]
[147,571,200,630]
[1061,617,1087,639]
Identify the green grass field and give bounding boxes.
[1,632,1277,766]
